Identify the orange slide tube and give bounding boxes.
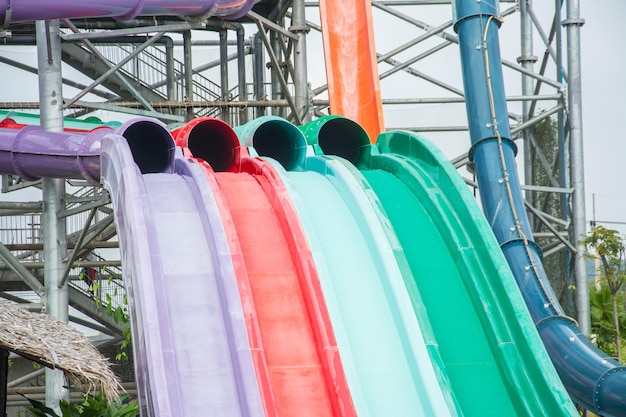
[319,0,384,142]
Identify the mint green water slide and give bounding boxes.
[277,158,460,417]
[301,116,577,417]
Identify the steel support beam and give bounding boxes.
[36,18,69,411]
[564,0,589,332]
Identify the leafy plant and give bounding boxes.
[97,273,132,362]
[589,284,626,359]
[25,388,139,417]
[106,292,132,362]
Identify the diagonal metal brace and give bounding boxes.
[0,241,44,296]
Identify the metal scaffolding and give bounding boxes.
[0,0,587,406]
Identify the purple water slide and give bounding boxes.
[0,120,264,416]
[101,133,264,416]
[100,121,264,417]
[0,0,255,26]
[0,125,105,182]
[0,119,173,181]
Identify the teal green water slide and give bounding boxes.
[301,116,577,416]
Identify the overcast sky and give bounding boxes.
[576,1,626,234]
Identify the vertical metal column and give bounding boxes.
[0,348,8,417]
[253,33,266,117]
[165,37,176,103]
[290,0,310,123]
[36,19,69,412]
[219,29,230,125]
[236,26,248,124]
[564,0,589,333]
[555,0,574,315]
[519,0,537,209]
[269,28,283,117]
[183,30,194,122]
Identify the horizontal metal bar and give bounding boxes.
[3,241,118,251]
[0,260,121,269]
[386,126,469,132]
[60,22,206,41]
[0,201,42,211]
[0,242,44,295]
[60,197,110,218]
[502,59,564,90]
[7,368,45,388]
[72,101,185,122]
[521,184,574,194]
[247,10,299,41]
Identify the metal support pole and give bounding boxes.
[253,33,266,117]
[519,0,537,217]
[564,0,589,333]
[219,29,230,125]
[236,26,248,124]
[1,348,8,417]
[555,0,574,315]
[165,38,176,102]
[270,26,283,117]
[290,0,310,123]
[7,369,46,389]
[183,30,194,122]
[36,19,69,412]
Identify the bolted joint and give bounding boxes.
[562,18,585,27]
[265,60,288,70]
[288,24,310,34]
[517,54,538,64]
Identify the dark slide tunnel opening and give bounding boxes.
[122,120,174,174]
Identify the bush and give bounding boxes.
[25,388,139,417]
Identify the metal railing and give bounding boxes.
[94,43,224,108]
[0,183,126,313]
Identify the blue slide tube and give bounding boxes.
[452,1,626,416]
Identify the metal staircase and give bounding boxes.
[61,36,228,119]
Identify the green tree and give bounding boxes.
[582,225,626,362]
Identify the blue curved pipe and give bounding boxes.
[451,1,626,416]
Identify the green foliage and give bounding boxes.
[582,226,626,294]
[25,389,139,417]
[102,275,132,362]
[582,225,626,362]
[589,284,626,358]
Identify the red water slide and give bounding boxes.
[318,0,384,142]
[173,117,356,417]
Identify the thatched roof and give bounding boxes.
[0,300,122,400]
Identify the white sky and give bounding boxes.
[577,1,626,234]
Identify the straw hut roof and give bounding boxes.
[0,300,122,400]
